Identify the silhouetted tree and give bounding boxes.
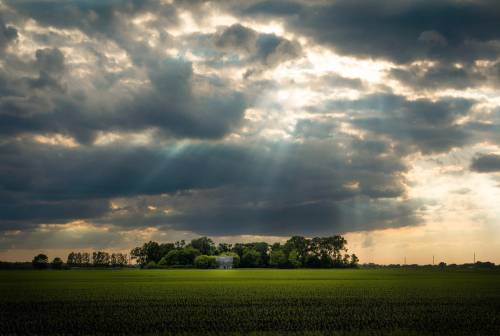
[110,253,128,267]
[93,251,110,267]
[350,254,359,267]
[81,252,91,266]
[32,254,49,269]
[130,241,161,265]
[67,252,77,266]
[51,257,64,269]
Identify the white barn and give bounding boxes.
[216,256,233,269]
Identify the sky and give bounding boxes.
[1,0,500,264]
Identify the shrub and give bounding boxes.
[194,255,218,269]
[145,261,158,269]
[158,256,169,267]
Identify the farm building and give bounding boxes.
[216,256,233,269]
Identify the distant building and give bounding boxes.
[216,256,233,269]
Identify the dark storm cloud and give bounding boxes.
[0,138,420,234]
[0,199,110,230]
[470,154,500,173]
[0,49,247,143]
[320,94,474,154]
[237,0,500,64]
[159,197,422,236]
[0,140,406,201]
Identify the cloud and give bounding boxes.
[1,0,498,254]
[316,94,474,154]
[388,60,500,90]
[471,154,500,173]
[0,138,420,235]
[237,0,500,64]
[0,17,17,53]
[293,118,337,139]
[212,23,301,71]
[0,49,247,143]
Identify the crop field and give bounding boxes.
[0,269,499,335]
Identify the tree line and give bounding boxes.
[130,235,359,269]
[28,251,129,269]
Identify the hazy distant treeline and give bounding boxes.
[361,261,498,269]
[0,251,129,270]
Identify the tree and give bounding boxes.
[284,236,310,264]
[110,253,128,267]
[194,255,218,269]
[218,243,232,254]
[66,252,91,267]
[232,243,246,258]
[130,241,161,265]
[241,248,261,267]
[164,247,200,266]
[269,249,288,268]
[287,249,302,268]
[67,252,77,266]
[130,247,147,265]
[158,256,169,267]
[93,251,110,267]
[252,242,270,266]
[143,241,161,263]
[350,254,359,268]
[305,254,322,268]
[159,243,175,259]
[81,252,91,266]
[190,237,216,255]
[51,257,64,269]
[175,240,186,249]
[32,254,49,269]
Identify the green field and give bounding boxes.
[1,269,499,335]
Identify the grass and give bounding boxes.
[0,268,499,335]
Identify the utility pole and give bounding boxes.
[404,256,406,265]
[474,252,476,264]
[433,255,434,266]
